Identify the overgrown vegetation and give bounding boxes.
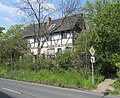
[79,0,120,78]
[0,24,28,64]
[80,1,120,93]
[106,81,120,94]
[0,0,120,93]
[0,51,103,89]
[0,64,104,89]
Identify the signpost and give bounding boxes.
[89,46,95,56]
[89,46,95,84]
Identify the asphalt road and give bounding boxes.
[0,78,119,98]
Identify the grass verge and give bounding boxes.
[0,67,97,90]
[106,81,120,94]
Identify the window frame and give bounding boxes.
[61,31,67,39]
[47,35,52,41]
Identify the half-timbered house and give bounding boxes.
[23,14,85,57]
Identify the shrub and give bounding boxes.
[11,54,35,70]
[3,54,54,71]
[55,50,74,69]
[108,53,120,78]
[35,55,54,70]
[95,75,104,84]
[108,81,120,94]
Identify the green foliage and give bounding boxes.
[55,50,74,69]
[12,55,35,70]
[81,0,113,29]
[93,3,120,77]
[75,31,91,52]
[6,24,24,36]
[107,81,120,94]
[81,0,119,29]
[0,26,5,33]
[117,72,120,79]
[93,3,120,58]
[4,54,54,71]
[108,54,120,67]
[35,55,54,70]
[74,30,96,65]
[79,1,120,77]
[0,67,96,89]
[1,0,120,92]
[95,75,105,84]
[0,24,28,64]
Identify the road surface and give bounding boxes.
[0,78,119,98]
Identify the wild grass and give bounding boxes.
[0,67,97,89]
[106,81,120,94]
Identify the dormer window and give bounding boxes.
[48,23,56,30]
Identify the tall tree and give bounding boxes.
[0,27,5,43]
[0,24,28,63]
[16,0,81,54]
[93,2,120,77]
[81,0,116,30]
[0,27,5,34]
[76,0,120,77]
[93,2,120,60]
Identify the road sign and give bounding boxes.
[91,56,95,63]
[89,46,95,84]
[89,46,95,56]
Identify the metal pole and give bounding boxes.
[92,62,94,84]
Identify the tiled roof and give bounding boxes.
[23,14,83,38]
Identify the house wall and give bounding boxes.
[27,31,73,55]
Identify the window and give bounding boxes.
[47,35,52,41]
[65,47,72,50]
[47,48,55,55]
[61,31,67,39]
[47,48,55,59]
[57,48,62,52]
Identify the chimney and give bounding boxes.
[47,17,51,25]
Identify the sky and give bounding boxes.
[0,0,94,32]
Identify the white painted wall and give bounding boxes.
[27,32,73,55]
[27,37,34,43]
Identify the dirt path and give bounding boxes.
[92,79,116,93]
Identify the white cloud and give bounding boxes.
[0,1,26,18]
[4,17,15,24]
[15,0,21,3]
[0,2,18,16]
[0,16,18,32]
[0,0,56,18]
[0,16,17,26]
[43,2,56,12]
[0,0,56,26]
[15,0,56,15]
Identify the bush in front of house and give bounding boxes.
[55,50,74,69]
